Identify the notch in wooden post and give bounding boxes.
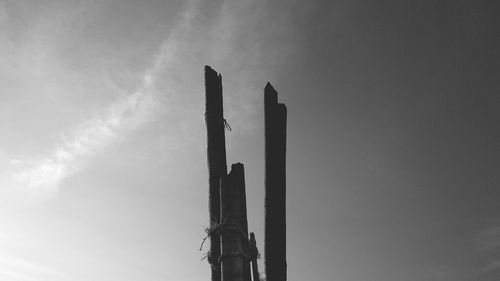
[220,163,248,281]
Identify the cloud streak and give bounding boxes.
[4,0,198,195]
[477,222,500,275]
[0,254,63,281]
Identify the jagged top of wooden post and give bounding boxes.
[204,65,223,120]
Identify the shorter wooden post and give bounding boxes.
[220,163,248,281]
[250,232,261,281]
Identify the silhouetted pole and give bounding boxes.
[220,163,248,281]
[264,82,287,281]
[249,232,261,281]
[205,65,228,281]
[241,166,252,281]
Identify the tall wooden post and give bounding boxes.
[241,166,252,281]
[220,163,248,281]
[250,232,261,281]
[264,82,287,281]
[205,65,228,281]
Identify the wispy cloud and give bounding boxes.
[0,2,7,25]
[421,265,463,281]
[4,0,198,196]
[11,92,149,192]
[481,260,500,275]
[477,221,500,275]
[478,224,500,250]
[0,254,63,281]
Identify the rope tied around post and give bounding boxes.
[199,216,259,263]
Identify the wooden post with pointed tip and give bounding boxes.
[205,65,228,281]
[264,82,287,281]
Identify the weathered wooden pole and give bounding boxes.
[249,232,261,281]
[205,65,228,281]
[220,163,248,281]
[240,167,252,281]
[264,82,287,281]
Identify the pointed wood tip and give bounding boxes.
[264,82,278,105]
[205,65,217,75]
[265,82,275,91]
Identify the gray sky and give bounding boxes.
[0,0,499,281]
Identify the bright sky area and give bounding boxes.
[0,1,499,281]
